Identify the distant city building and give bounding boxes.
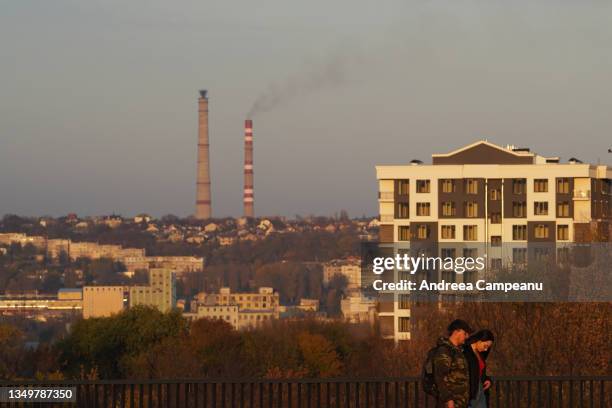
[82,286,126,318]
[192,304,239,327]
[340,295,377,324]
[46,239,71,259]
[129,268,176,313]
[218,236,236,246]
[68,242,145,261]
[122,256,203,276]
[323,258,362,292]
[191,287,280,329]
[297,298,320,312]
[0,289,82,316]
[0,233,45,249]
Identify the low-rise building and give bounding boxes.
[218,236,236,246]
[46,239,71,259]
[82,286,126,318]
[0,233,46,249]
[297,298,320,312]
[122,256,204,276]
[69,242,145,261]
[341,295,377,324]
[323,258,362,292]
[191,287,280,329]
[0,289,82,316]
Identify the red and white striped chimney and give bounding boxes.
[243,119,254,217]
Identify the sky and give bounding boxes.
[1,0,611,218]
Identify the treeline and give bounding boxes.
[1,302,609,381]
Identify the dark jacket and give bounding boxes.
[463,344,491,401]
[432,337,470,408]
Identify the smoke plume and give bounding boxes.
[247,52,354,118]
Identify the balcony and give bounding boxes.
[379,214,394,223]
[378,192,394,201]
[1,377,609,407]
[573,190,591,200]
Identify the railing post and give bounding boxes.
[298,382,303,408]
[346,382,351,408]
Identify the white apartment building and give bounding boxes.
[376,140,611,342]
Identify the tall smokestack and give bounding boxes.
[196,90,212,219]
[244,119,254,217]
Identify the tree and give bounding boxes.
[0,323,24,380]
[57,306,187,379]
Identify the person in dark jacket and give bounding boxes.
[463,330,495,408]
[432,319,473,408]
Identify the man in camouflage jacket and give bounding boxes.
[433,320,472,408]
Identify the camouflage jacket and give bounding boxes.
[432,337,470,408]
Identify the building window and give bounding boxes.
[490,212,501,224]
[416,203,431,216]
[396,203,409,218]
[464,201,478,218]
[416,180,430,193]
[441,248,456,260]
[398,226,410,241]
[557,202,570,217]
[534,247,550,262]
[441,179,456,193]
[513,179,526,194]
[442,201,456,216]
[441,269,455,283]
[534,179,548,192]
[463,248,477,258]
[491,236,502,247]
[534,201,548,215]
[463,225,478,241]
[398,294,410,309]
[399,270,412,281]
[398,317,411,332]
[557,247,571,263]
[535,224,549,239]
[417,225,430,240]
[465,179,479,194]
[491,258,502,270]
[557,178,570,194]
[512,225,527,240]
[557,225,569,241]
[512,201,527,217]
[463,270,477,285]
[441,225,456,239]
[490,189,501,201]
[513,248,527,264]
[397,180,409,195]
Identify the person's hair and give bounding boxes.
[466,329,495,344]
[447,319,473,336]
[466,329,495,359]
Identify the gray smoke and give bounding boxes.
[247,52,353,118]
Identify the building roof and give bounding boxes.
[431,140,536,165]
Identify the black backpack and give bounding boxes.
[421,344,446,396]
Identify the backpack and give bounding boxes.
[421,344,447,396]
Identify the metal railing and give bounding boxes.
[1,376,610,407]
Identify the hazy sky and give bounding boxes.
[1,0,611,218]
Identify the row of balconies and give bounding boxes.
[381,189,593,201]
